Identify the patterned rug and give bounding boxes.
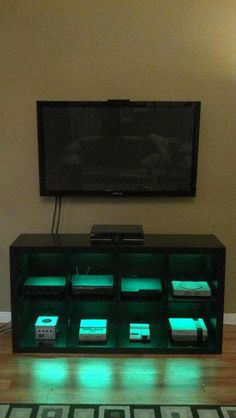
[1,405,236,418]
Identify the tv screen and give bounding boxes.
[37,100,201,197]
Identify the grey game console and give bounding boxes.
[171,281,211,297]
[169,317,208,342]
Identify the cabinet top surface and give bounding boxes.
[10,233,225,250]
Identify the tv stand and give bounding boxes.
[10,233,225,354]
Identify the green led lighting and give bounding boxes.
[164,359,202,384]
[121,277,161,292]
[80,319,107,328]
[169,318,207,332]
[120,359,158,387]
[72,275,113,287]
[172,281,210,291]
[32,359,69,386]
[25,276,66,286]
[76,359,113,388]
[169,318,196,331]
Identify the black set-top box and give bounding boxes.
[121,277,162,298]
[23,276,66,297]
[90,224,144,244]
[71,274,114,296]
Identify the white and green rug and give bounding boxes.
[0,405,236,418]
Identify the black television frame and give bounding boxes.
[37,100,201,197]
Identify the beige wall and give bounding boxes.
[1,1,236,312]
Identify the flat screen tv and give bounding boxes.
[37,100,201,197]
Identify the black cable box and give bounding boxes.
[90,225,144,244]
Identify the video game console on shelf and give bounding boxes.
[129,323,150,342]
[79,319,107,342]
[121,277,162,298]
[71,274,114,296]
[24,276,66,297]
[35,315,59,340]
[169,317,208,343]
[90,224,144,244]
[171,280,211,297]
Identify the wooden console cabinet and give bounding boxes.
[10,234,225,354]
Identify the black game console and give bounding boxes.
[121,277,162,298]
[23,276,66,298]
[90,225,144,244]
[71,274,114,296]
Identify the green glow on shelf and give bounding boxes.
[76,359,113,388]
[169,318,197,331]
[72,275,113,287]
[172,281,210,291]
[80,319,107,328]
[121,277,161,292]
[25,276,66,286]
[32,359,69,386]
[35,316,59,326]
[169,318,207,331]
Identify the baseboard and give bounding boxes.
[1,311,236,325]
[224,313,236,325]
[0,311,11,323]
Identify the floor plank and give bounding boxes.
[0,325,235,404]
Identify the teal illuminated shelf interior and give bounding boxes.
[10,233,226,354]
[121,277,162,292]
[24,276,66,286]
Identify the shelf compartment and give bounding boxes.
[69,253,114,276]
[120,276,163,299]
[168,253,207,280]
[118,253,165,277]
[68,299,116,320]
[167,299,216,318]
[21,275,67,298]
[118,299,164,323]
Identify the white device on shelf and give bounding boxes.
[79,319,107,342]
[35,316,59,340]
[129,323,150,342]
[169,317,208,342]
[171,280,211,297]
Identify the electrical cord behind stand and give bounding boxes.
[0,321,12,334]
[55,196,62,234]
[51,196,58,234]
[51,196,62,234]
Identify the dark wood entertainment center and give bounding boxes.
[10,233,225,354]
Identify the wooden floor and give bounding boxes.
[0,325,235,405]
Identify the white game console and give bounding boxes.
[169,317,208,342]
[35,316,59,340]
[79,319,107,342]
[129,323,150,342]
[171,281,211,297]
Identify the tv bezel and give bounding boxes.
[37,100,201,197]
